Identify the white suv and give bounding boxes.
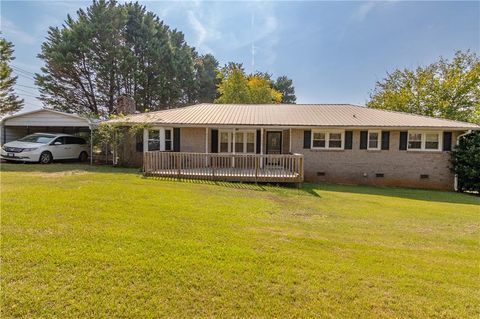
[1,133,89,164]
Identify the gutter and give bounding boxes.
[454,130,473,192]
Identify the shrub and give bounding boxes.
[451,131,480,193]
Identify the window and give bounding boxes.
[20,134,56,144]
[65,137,76,144]
[220,132,230,153]
[311,130,344,150]
[148,130,160,151]
[52,137,66,145]
[235,132,244,153]
[246,132,255,153]
[312,132,326,148]
[165,129,172,151]
[146,128,173,152]
[408,133,422,149]
[218,130,256,153]
[425,133,439,150]
[407,131,441,151]
[368,131,381,150]
[329,133,342,148]
[65,136,86,145]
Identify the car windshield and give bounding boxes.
[18,134,56,144]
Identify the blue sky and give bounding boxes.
[1,1,479,112]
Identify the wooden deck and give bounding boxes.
[143,152,304,184]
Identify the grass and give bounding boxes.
[1,163,479,318]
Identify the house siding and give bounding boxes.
[180,127,206,153]
[119,127,206,167]
[290,129,459,190]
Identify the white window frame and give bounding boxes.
[407,131,442,152]
[144,127,174,152]
[367,130,381,150]
[218,129,256,154]
[218,130,232,153]
[311,130,344,150]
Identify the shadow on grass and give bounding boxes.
[303,182,480,205]
[143,175,322,197]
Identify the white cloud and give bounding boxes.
[352,0,399,22]
[1,18,36,45]
[353,1,376,22]
[187,10,216,54]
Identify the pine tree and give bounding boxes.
[194,53,219,103]
[35,0,211,116]
[274,76,296,104]
[0,34,23,115]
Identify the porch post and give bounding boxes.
[205,127,209,153]
[205,127,209,166]
[143,128,148,153]
[159,128,165,151]
[289,128,292,153]
[260,128,264,168]
[232,128,236,168]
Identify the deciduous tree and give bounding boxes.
[367,50,480,123]
[215,64,283,104]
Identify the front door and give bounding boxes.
[266,131,282,154]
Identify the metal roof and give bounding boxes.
[0,108,97,127]
[108,103,480,130]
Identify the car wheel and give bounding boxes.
[39,151,53,164]
[79,151,88,162]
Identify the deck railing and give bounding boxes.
[143,151,304,183]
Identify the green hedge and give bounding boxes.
[452,131,480,193]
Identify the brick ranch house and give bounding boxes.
[109,103,479,190]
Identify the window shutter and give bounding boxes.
[173,128,181,152]
[381,131,390,150]
[443,132,452,151]
[303,130,311,149]
[344,131,353,149]
[399,132,408,150]
[256,130,261,154]
[359,131,368,149]
[135,133,143,152]
[211,129,218,153]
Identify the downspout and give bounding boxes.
[454,130,472,192]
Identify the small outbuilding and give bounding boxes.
[0,109,94,145]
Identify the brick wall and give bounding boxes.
[290,129,460,190]
[118,130,143,167]
[121,126,462,190]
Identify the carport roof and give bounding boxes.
[0,109,96,127]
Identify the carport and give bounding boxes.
[0,109,96,164]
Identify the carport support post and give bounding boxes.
[90,127,93,165]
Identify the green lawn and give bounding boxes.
[1,163,479,318]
